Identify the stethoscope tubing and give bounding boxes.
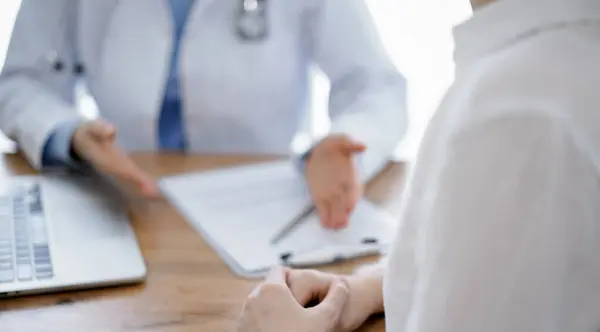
[46,0,269,74]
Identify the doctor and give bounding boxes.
[0,0,407,229]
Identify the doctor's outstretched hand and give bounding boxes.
[71,120,159,197]
[237,267,349,332]
[305,135,365,229]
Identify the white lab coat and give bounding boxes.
[384,0,600,331]
[0,0,406,177]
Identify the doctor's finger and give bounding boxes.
[340,184,358,226]
[96,145,159,197]
[315,200,332,228]
[339,140,366,154]
[330,194,347,229]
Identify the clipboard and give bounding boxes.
[159,160,398,278]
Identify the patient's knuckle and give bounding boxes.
[259,282,284,296]
[294,269,318,282]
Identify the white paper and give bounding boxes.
[275,199,396,251]
[159,160,398,278]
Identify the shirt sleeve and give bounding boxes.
[390,113,600,332]
[41,120,80,168]
[0,0,81,169]
[298,0,408,182]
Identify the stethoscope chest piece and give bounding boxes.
[44,49,85,74]
[236,0,268,41]
[43,30,86,74]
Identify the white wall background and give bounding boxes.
[0,0,472,158]
[368,0,471,160]
[0,0,22,151]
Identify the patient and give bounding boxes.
[236,0,600,331]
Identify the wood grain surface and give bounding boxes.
[0,152,406,332]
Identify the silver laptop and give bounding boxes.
[0,172,146,297]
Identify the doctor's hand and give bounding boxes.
[305,135,365,229]
[287,269,384,332]
[237,267,349,332]
[71,120,159,197]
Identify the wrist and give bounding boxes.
[68,124,92,167]
[300,149,313,169]
[347,272,384,315]
[69,140,83,163]
[303,137,333,168]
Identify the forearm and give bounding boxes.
[0,0,78,169]
[0,78,80,169]
[348,266,385,315]
[310,0,408,182]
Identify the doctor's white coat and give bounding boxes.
[0,0,406,178]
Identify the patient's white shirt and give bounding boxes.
[384,0,600,331]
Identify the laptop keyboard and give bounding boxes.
[0,182,53,283]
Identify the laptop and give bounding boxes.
[0,171,146,297]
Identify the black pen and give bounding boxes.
[270,204,315,244]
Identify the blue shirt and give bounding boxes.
[158,0,196,150]
[42,0,196,166]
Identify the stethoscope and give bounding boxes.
[46,50,85,75]
[45,0,268,75]
[44,0,85,76]
[235,0,269,41]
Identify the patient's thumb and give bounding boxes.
[309,279,349,325]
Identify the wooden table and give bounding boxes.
[0,152,406,332]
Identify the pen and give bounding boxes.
[270,204,315,244]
